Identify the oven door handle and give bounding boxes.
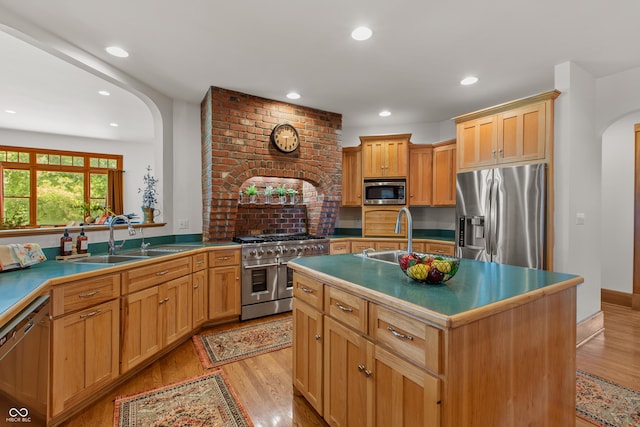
[243,263,279,269]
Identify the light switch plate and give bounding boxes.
[576,212,585,225]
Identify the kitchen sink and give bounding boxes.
[67,254,151,264]
[354,250,407,264]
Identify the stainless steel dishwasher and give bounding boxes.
[0,295,50,426]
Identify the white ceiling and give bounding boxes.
[1,0,640,142]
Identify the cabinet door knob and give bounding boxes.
[314,334,321,341]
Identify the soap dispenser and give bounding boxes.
[60,228,73,256]
[76,228,89,254]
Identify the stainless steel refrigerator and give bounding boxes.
[455,163,546,269]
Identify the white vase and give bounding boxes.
[279,196,287,204]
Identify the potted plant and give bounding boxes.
[287,188,299,204]
[276,185,288,204]
[245,184,258,203]
[138,165,160,223]
[75,201,103,223]
[263,185,275,204]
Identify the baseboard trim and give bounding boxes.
[576,310,604,348]
[601,288,633,307]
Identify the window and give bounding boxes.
[0,146,122,227]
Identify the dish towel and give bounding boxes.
[7,243,47,267]
[0,245,21,271]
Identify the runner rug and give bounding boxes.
[113,369,253,427]
[193,317,292,369]
[576,370,640,426]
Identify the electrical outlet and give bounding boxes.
[178,219,189,229]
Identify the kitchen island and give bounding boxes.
[288,254,583,427]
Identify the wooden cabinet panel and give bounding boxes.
[293,272,324,310]
[425,242,455,256]
[121,286,162,373]
[192,269,208,327]
[432,142,456,206]
[497,102,546,163]
[161,275,192,347]
[293,298,324,415]
[373,345,440,427]
[342,147,362,207]
[369,303,441,374]
[325,286,367,334]
[351,240,377,253]
[51,273,120,317]
[192,252,208,271]
[408,144,433,206]
[208,265,240,320]
[363,207,406,237]
[209,248,240,268]
[374,241,402,251]
[51,299,119,416]
[324,317,374,427]
[361,134,409,178]
[330,240,350,254]
[122,256,192,294]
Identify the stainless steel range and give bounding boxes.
[233,233,329,320]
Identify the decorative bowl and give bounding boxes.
[398,252,460,284]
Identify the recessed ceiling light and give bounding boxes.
[379,110,391,117]
[460,76,479,86]
[4,110,16,114]
[109,123,119,127]
[105,46,129,58]
[351,26,373,41]
[98,90,111,96]
[286,92,301,100]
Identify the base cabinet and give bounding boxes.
[292,298,324,414]
[51,299,119,417]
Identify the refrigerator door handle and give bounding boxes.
[484,173,493,255]
[489,172,499,257]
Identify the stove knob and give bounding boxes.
[275,247,282,255]
[318,244,325,251]
[266,249,273,256]
[249,249,257,256]
[296,247,303,253]
[257,249,264,256]
[312,245,318,251]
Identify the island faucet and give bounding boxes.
[395,207,413,254]
[108,214,136,255]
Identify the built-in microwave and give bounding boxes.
[363,179,406,205]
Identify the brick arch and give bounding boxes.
[201,86,342,242]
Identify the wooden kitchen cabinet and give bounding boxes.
[361,134,410,178]
[455,91,559,171]
[363,206,406,237]
[50,273,120,418]
[121,275,192,373]
[292,298,324,415]
[330,240,350,254]
[408,143,433,206]
[432,140,457,206]
[208,248,241,321]
[342,146,362,206]
[324,316,374,427]
[192,253,208,327]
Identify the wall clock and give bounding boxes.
[271,123,300,153]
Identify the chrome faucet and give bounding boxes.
[108,214,136,255]
[395,207,413,254]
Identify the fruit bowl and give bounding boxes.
[398,252,460,284]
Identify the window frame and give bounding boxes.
[0,146,122,228]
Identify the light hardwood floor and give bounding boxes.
[61,303,638,427]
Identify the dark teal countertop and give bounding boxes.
[0,241,238,321]
[289,254,581,319]
[331,228,455,242]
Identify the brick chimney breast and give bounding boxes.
[201,87,343,241]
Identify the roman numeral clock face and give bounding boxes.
[271,123,300,153]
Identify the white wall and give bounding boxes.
[601,113,638,294]
[341,120,455,147]
[554,61,602,322]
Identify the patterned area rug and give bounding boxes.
[113,369,253,427]
[192,317,292,369]
[576,370,640,426]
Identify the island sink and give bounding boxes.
[68,254,151,264]
[354,249,407,264]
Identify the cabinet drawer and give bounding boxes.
[51,273,120,317]
[369,303,442,373]
[192,253,208,271]
[325,286,367,333]
[425,242,454,256]
[330,241,350,255]
[293,273,324,310]
[122,256,192,294]
[209,249,240,268]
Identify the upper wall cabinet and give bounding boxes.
[342,146,362,207]
[360,134,410,178]
[455,90,560,172]
[408,143,433,206]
